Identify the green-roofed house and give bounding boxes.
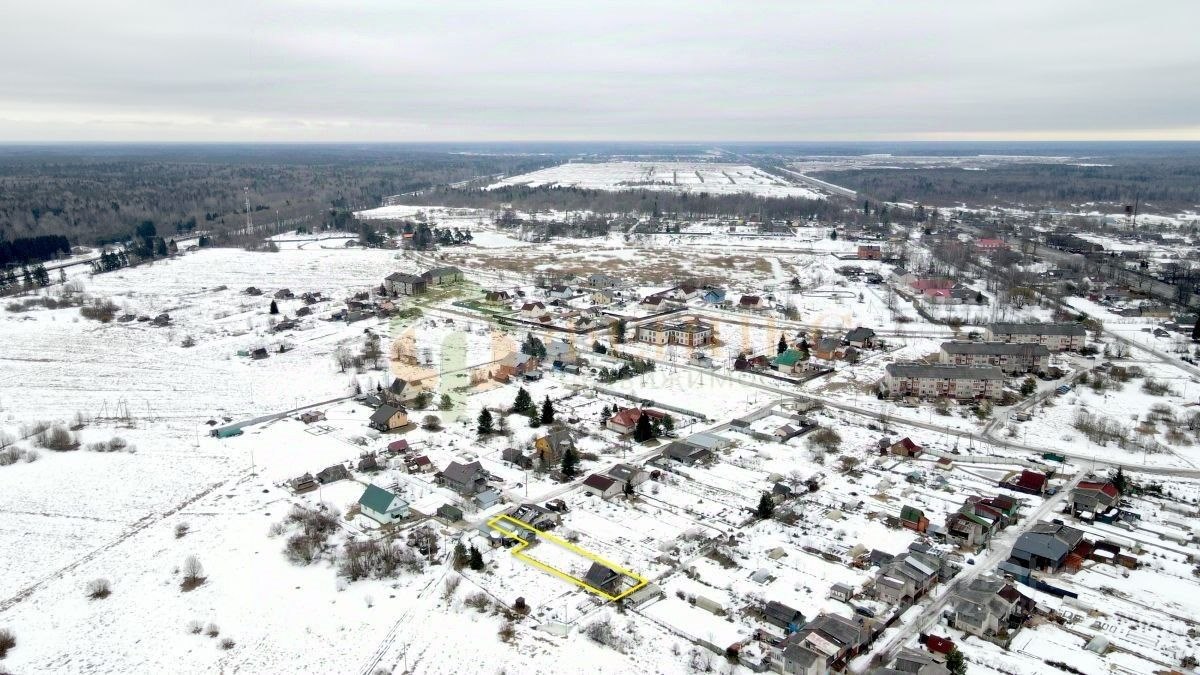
[899,505,929,533]
[358,484,410,525]
[773,348,807,374]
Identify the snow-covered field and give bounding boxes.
[489,162,825,199]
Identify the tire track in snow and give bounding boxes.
[0,478,228,614]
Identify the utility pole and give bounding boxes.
[244,187,254,233]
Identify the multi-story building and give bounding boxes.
[939,341,1051,374]
[881,364,1005,400]
[985,322,1087,352]
[636,319,713,347]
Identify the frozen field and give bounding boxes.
[489,162,825,199]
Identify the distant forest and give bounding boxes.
[0,145,553,245]
[812,158,1200,212]
[0,234,70,266]
[403,184,838,220]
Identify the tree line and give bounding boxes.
[0,235,70,266]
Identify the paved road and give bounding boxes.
[857,470,1086,672]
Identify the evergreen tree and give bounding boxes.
[1193,314,1200,342]
[1113,466,1128,494]
[755,492,775,519]
[777,334,788,354]
[439,394,453,411]
[477,408,494,436]
[513,387,532,414]
[633,413,654,442]
[540,396,555,424]
[734,353,749,370]
[945,648,967,675]
[614,319,627,344]
[452,542,469,570]
[662,415,675,435]
[1020,377,1037,396]
[561,446,579,478]
[468,546,485,571]
[269,300,279,315]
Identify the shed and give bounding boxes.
[437,504,464,522]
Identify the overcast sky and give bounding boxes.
[1,0,1197,142]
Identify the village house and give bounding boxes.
[701,288,727,304]
[900,505,929,533]
[881,364,1005,400]
[661,439,714,465]
[519,301,547,319]
[606,462,650,488]
[639,294,670,312]
[945,495,1017,549]
[316,464,350,484]
[668,283,701,301]
[762,600,806,634]
[384,272,427,296]
[421,266,463,286]
[812,336,853,361]
[438,460,489,496]
[581,473,623,499]
[857,244,882,260]
[635,318,714,347]
[1070,480,1121,519]
[829,583,856,603]
[985,322,1087,352]
[547,284,574,300]
[975,237,1010,252]
[774,613,873,674]
[889,437,923,458]
[1009,522,1087,573]
[382,377,421,407]
[844,326,877,349]
[949,576,1030,644]
[368,404,409,432]
[606,407,665,435]
[886,647,951,675]
[873,550,941,604]
[939,341,1050,375]
[484,289,512,302]
[738,294,766,311]
[583,562,624,596]
[1006,469,1048,495]
[290,473,318,493]
[586,273,621,289]
[533,428,576,466]
[357,484,410,525]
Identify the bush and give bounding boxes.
[205,623,220,638]
[218,638,235,650]
[175,522,190,539]
[1142,378,1174,396]
[0,628,14,658]
[79,299,118,323]
[0,447,36,466]
[86,578,112,599]
[187,621,203,634]
[807,428,842,453]
[285,533,323,565]
[37,425,77,451]
[422,415,442,431]
[498,621,516,642]
[464,592,492,613]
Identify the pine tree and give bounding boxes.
[945,648,967,675]
[1193,314,1200,342]
[755,492,775,519]
[614,319,627,344]
[633,413,654,442]
[477,408,494,436]
[541,396,555,424]
[777,335,788,354]
[1113,466,1128,494]
[453,542,469,570]
[439,394,453,411]
[513,387,532,414]
[269,300,279,315]
[561,447,579,478]
[468,546,485,571]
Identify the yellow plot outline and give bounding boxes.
[486,514,649,601]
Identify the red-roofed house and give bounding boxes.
[582,474,622,499]
[606,408,665,435]
[910,278,955,292]
[1008,469,1048,495]
[1070,481,1120,517]
[976,238,1010,251]
[889,437,924,458]
[925,635,954,655]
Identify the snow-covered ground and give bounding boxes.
[489,162,824,199]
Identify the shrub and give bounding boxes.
[1142,378,1174,396]
[498,621,516,642]
[0,628,14,658]
[422,415,442,431]
[205,623,220,637]
[187,621,203,634]
[37,425,77,451]
[86,578,112,599]
[219,638,235,650]
[175,522,190,539]
[464,592,492,613]
[79,299,118,323]
[807,428,842,453]
[285,533,322,565]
